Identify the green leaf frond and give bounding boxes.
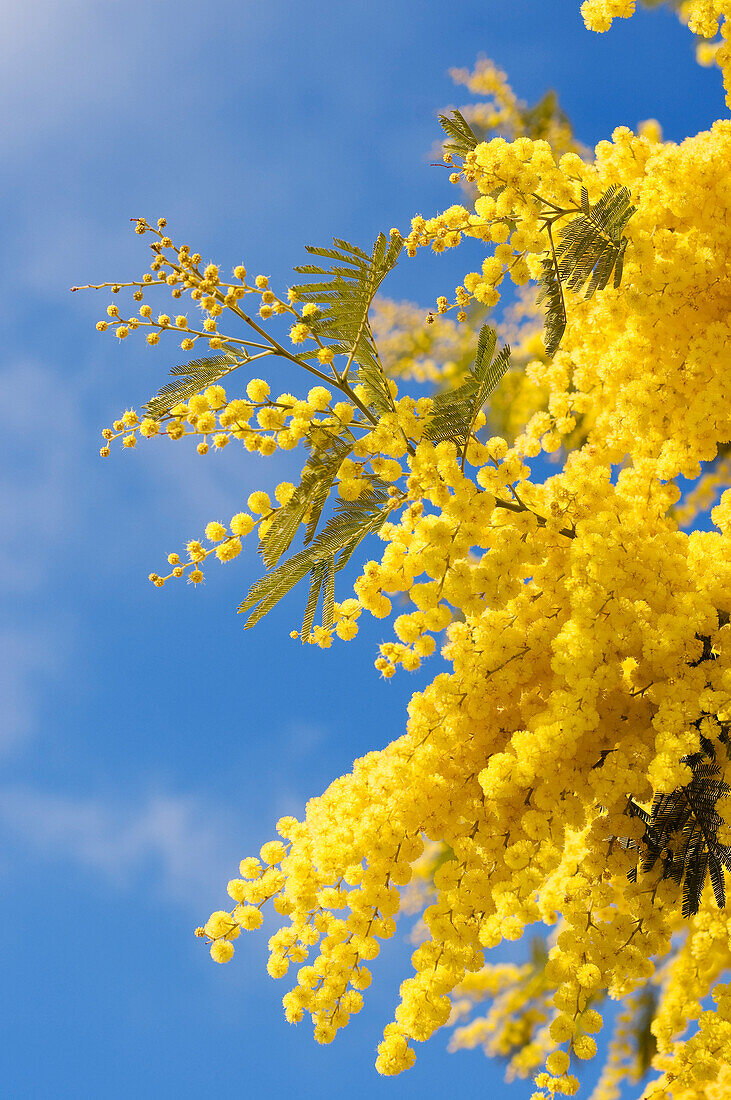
[555,185,634,296]
[258,437,352,570]
[240,483,397,636]
[536,248,567,359]
[291,233,403,412]
[301,556,334,642]
[622,727,731,917]
[539,185,635,357]
[438,109,481,158]
[143,349,244,419]
[425,324,511,457]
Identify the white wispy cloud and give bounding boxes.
[0,626,64,753]
[0,346,297,768]
[0,786,242,906]
[1,1,187,159]
[0,360,83,591]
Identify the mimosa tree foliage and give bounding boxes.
[81,2,731,1097]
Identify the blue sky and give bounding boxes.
[2,2,726,1097]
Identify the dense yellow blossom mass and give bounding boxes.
[85,4,731,1097]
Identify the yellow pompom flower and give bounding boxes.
[307,386,332,410]
[230,513,255,537]
[205,522,227,542]
[274,482,295,505]
[546,1051,570,1077]
[239,857,262,879]
[234,906,264,930]
[204,910,236,939]
[247,491,271,515]
[246,378,270,402]
[290,322,311,344]
[260,841,287,865]
[210,940,235,964]
[216,538,242,562]
[204,385,226,408]
[227,879,248,902]
[139,418,159,438]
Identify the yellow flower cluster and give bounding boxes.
[450,56,522,134]
[194,113,731,1095]
[148,486,299,588]
[409,116,731,478]
[91,10,731,1095]
[100,379,348,460]
[76,217,322,357]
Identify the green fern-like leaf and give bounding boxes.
[425,324,510,455]
[623,741,731,917]
[538,185,635,357]
[301,556,333,640]
[439,109,480,158]
[555,185,635,297]
[258,437,351,569]
[536,249,567,359]
[308,483,392,568]
[291,233,403,413]
[322,558,336,631]
[238,547,316,631]
[240,484,395,634]
[143,351,245,419]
